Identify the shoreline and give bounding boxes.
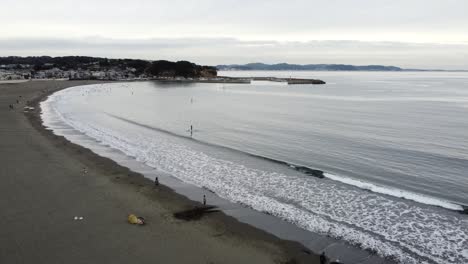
[36,81,401,264]
[0,80,319,263]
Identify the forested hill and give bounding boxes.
[0,56,217,78]
[217,63,403,71]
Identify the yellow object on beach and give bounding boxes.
[128,214,139,224]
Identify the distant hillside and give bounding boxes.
[217,63,403,71]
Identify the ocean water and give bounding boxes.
[42,71,468,263]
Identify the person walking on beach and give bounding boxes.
[203,195,206,206]
[190,125,193,137]
[154,177,159,186]
[320,252,328,264]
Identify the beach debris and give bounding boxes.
[173,206,219,221]
[128,214,145,225]
[23,106,35,113]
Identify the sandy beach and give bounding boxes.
[0,80,319,264]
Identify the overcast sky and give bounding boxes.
[1,0,467,69]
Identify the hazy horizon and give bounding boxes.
[1,0,468,70]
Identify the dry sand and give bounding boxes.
[0,80,319,264]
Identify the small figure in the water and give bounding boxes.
[203,195,206,206]
[154,177,159,186]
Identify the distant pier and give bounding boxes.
[249,76,326,85]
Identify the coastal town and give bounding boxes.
[0,62,145,80]
[0,56,326,84]
[0,63,249,83]
[0,56,217,81]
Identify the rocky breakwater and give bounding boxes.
[249,77,326,85]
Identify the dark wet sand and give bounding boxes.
[0,80,319,264]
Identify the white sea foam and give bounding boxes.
[323,173,464,211]
[42,85,468,264]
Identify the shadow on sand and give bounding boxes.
[174,206,220,221]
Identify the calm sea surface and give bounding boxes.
[43,71,468,263]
